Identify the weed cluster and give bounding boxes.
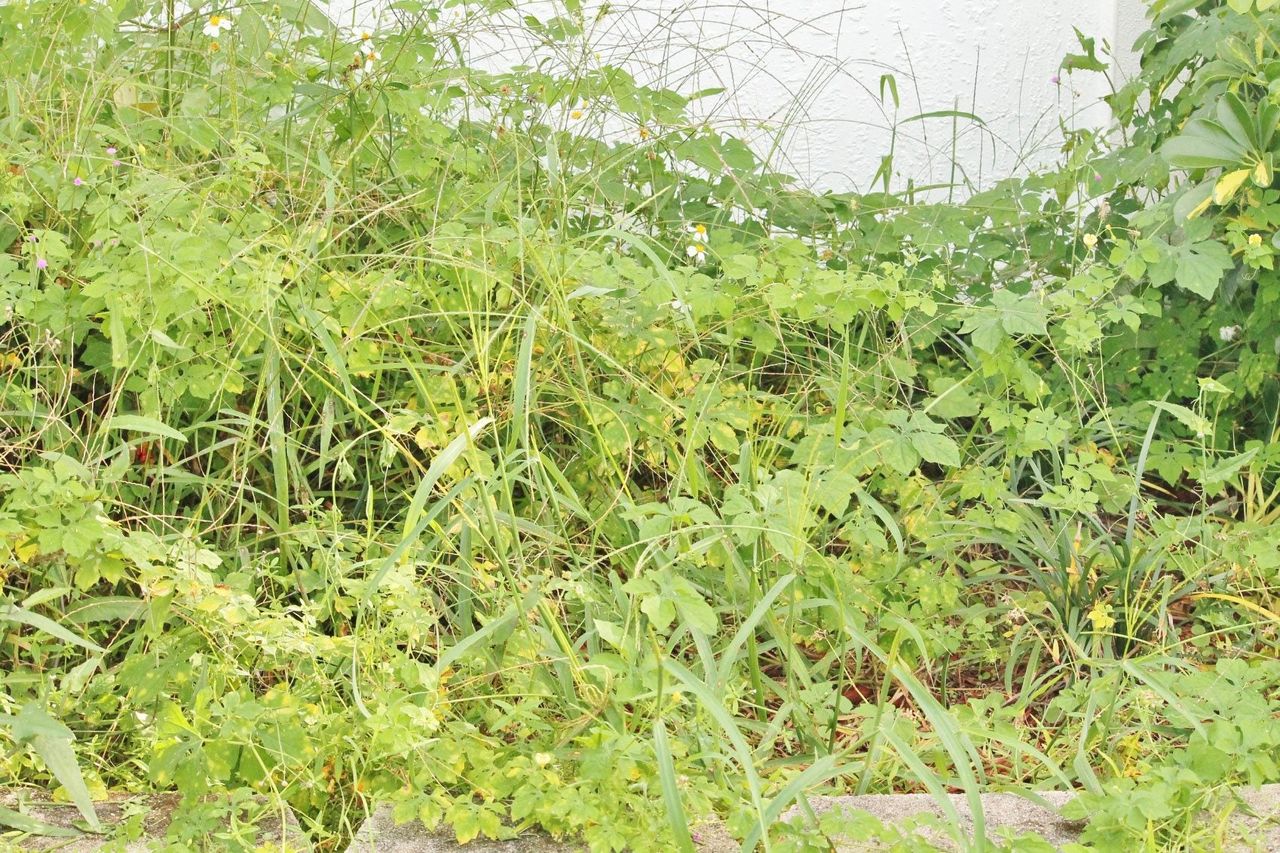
[0,1,1278,851]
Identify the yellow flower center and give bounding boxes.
[209,15,221,25]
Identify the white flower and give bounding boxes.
[202,13,232,37]
[685,222,709,240]
[685,242,706,264]
[354,50,379,82]
[1219,325,1241,342]
[670,298,689,314]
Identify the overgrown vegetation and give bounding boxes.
[1,0,1278,850]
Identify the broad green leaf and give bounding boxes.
[1173,239,1233,299]
[1163,119,1248,169]
[992,288,1048,336]
[911,431,961,467]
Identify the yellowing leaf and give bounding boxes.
[1253,158,1272,187]
[1212,168,1250,205]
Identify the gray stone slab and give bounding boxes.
[346,785,1280,852]
[0,789,309,851]
[345,809,574,853]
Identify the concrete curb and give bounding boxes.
[344,785,1280,852]
[0,789,309,851]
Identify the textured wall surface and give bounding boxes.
[327,0,1149,192]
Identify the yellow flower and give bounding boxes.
[570,109,583,120]
[1248,233,1263,247]
[638,125,651,140]
[1088,600,1116,633]
[1082,233,1098,250]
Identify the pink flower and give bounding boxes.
[73,177,83,186]
[1050,74,1060,85]
[36,258,48,270]
[106,147,117,155]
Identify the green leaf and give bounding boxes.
[10,705,100,832]
[992,289,1049,336]
[652,720,696,853]
[0,603,103,653]
[1163,119,1248,169]
[103,415,187,444]
[1149,401,1212,437]
[811,467,859,517]
[0,805,82,837]
[669,576,719,635]
[1173,239,1233,299]
[926,378,980,419]
[1061,28,1107,72]
[911,431,961,467]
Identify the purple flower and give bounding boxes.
[1093,172,1102,182]
[36,258,48,270]
[1050,74,1061,85]
[106,147,117,155]
[73,177,83,186]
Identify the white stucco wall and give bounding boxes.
[327,0,1149,193]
